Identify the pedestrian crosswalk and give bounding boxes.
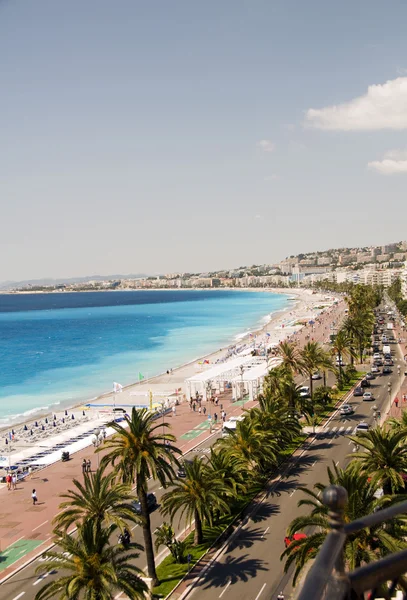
[318,426,354,438]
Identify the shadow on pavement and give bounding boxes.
[250,502,280,523]
[199,554,268,590]
[226,527,267,553]
[270,479,297,496]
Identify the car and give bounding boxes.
[336,358,345,366]
[374,359,383,367]
[372,346,380,353]
[373,353,381,360]
[312,372,322,380]
[384,359,393,366]
[354,422,370,435]
[299,386,310,398]
[133,492,157,515]
[177,459,192,478]
[360,379,370,388]
[340,404,354,415]
[363,391,374,401]
[371,365,380,374]
[353,386,364,397]
[365,372,375,380]
[382,366,392,375]
[284,532,307,548]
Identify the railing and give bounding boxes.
[296,485,407,600]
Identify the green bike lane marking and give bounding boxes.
[0,538,44,571]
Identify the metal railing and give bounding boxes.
[296,485,407,600]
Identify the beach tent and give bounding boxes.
[230,357,282,401]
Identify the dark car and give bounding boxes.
[374,359,383,367]
[384,359,393,366]
[133,492,157,515]
[177,459,192,478]
[382,366,392,375]
[360,379,370,388]
[353,386,364,397]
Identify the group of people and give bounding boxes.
[81,458,92,474]
[5,472,17,490]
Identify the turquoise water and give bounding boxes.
[0,290,289,422]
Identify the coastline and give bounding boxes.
[0,287,329,433]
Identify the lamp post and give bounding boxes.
[387,381,393,415]
[92,427,104,467]
[239,365,245,410]
[160,401,166,440]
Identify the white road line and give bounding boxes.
[335,461,339,466]
[289,490,296,497]
[262,526,269,538]
[33,573,50,586]
[254,583,267,600]
[32,520,48,532]
[338,426,344,434]
[131,524,139,531]
[219,580,231,598]
[12,593,25,600]
[159,486,163,490]
[312,461,316,467]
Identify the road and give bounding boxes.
[186,346,405,600]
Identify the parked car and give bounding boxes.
[353,386,364,397]
[133,492,157,515]
[360,379,370,388]
[382,366,392,375]
[340,404,354,415]
[299,386,310,398]
[354,422,370,435]
[363,391,374,401]
[311,372,322,380]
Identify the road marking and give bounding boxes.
[33,573,51,586]
[219,580,231,598]
[159,486,163,490]
[312,461,316,467]
[12,593,25,600]
[32,520,48,532]
[254,583,266,600]
[290,490,296,497]
[131,524,139,531]
[317,490,321,497]
[335,461,339,466]
[262,526,269,538]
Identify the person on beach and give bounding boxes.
[82,459,87,475]
[12,474,17,490]
[86,459,91,473]
[32,489,38,505]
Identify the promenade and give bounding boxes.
[0,298,345,588]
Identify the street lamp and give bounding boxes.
[160,401,166,440]
[92,427,104,467]
[239,365,245,410]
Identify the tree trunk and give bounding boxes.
[309,374,313,401]
[194,508,203,545]
[139,487,159,587]
[323,371,327,387]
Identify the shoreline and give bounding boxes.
[0,288,330,433]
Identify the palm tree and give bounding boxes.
[216,416,279,474]
[331,329,355,383]
[34,521,147,600]
[161,456,231,545]
[348,426,407,494]
[207,447,247,497]
[53,464,138,534]
[389,411,407,432]
[282,462,407,584]
[276,341,303,375]
[300,342,333,400]
[101,407,180,587]
[249,395,301,446]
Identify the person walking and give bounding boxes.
[12,474,17,490]
[198,406,202,415]
[86,459,91,473]
[82,459,87,475]
[32,489,38,505]
[172,405,176,417]
[203,406,206,416]
[6,473,11,491]
[192,402,196,412]
[214,412,218,424]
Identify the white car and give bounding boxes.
[312,372,322,380]
[363,391,374,401]
[299,386,310,398]
[354,422,369,435]
[340,404,354,415]
[371,365,380,374]
[373,353,381,360]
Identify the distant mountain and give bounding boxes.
[0,274,150,290]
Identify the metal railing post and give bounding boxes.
[322,485,348,575]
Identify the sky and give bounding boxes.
[1,0,407,281]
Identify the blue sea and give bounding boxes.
[0,290,289,423]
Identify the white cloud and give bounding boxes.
[264,174,278,181]
[257,139,275,152]
[397,67,407,75]
[305,77,407,131]
[368,150,407,175]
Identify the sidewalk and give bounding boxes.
[0,299,345,582]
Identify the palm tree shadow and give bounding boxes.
[226,527,267,553]
[200,554,268,590]
[271,479,297,496]
[250,502,280,523]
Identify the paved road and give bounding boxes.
[186,347,405,600]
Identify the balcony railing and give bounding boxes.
[296,485,407,600]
